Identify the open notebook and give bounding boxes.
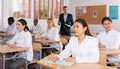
[44,60,75,66]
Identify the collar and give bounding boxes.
[106,29,114,34]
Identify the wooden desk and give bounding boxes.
[104,49,120,55]
[100,49,120,56]
[33,38,61,59]
[37,54,116,69]
[0,33,14,41]
[0,33,14,37]
[33,38,60,44]
[0,45,29,69]
[100,49,120,64]
[0,45,28,53]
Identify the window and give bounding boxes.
[34,0,62,19]
[13,0,31,18]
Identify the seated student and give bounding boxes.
[51,18,99,63]
[30,19,42,34]
[4,17,17,34]
[41,18,62,58]
[97,17,120,65]
[6,19,33,69]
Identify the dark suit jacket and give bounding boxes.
[59,13,74,36]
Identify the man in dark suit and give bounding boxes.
[58,6,74,36]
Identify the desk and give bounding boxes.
[100,49,120,64]
[0,33,14,41]
[0,33,14,37]
[37,54,116,69]
[33,39,60,43]
[33,39,61,59]
[0,45,29,69]
[102,49,120,55]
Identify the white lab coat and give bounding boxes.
[7,31,33,61]
[4,23,18,35]
[42,27,62,51]
[58,36,99,63]
[97,29,120,62]
[30,24,42,34]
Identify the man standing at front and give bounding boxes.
[58,6,74,36]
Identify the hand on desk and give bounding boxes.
[64,57,76,62]
[51,54,59,62]
[51,54,75,62]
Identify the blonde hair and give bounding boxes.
[47,18,55,31]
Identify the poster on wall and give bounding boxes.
[109,5,118,20]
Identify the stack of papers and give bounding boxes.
[44,60,74,66]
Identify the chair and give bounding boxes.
[32,42,41,51]
[18,42,41,69]
[60,37,68,50]
[99,50,107,65]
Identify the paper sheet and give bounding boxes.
[44,60,74,66]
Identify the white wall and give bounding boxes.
[69,0,120,34]
[2,0,13,31]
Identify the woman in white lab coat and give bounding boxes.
[97,17,120,65]
[41,18,62,58]
[6,19,33,69]
[51,18,99,63]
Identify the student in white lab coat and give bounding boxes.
[97,17,120,65]
[41,18,62,58]
[30,19,42,34]
[6,19,33,69]
[51,18,99,63]
[4,17,17,35]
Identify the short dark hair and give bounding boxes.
[34,19,38,21]
[63,6,68,9]
[8,17,14,22]
[101,17,112,24]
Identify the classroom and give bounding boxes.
[0,0,120,69]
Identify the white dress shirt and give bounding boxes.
[30,24,42,34]
[64,13,68,22]
[7,31,33,61]
[97,29,120,49]
[42,27,62,51]
[97,29,120,63]
[5,23,17,35]
[58,36,99,63]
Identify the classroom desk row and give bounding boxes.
[33,38,61,59]
[32,36,120,69]
[35,48,120,69]
[37,54,117,69]
[0,46,118,69]
[0,33,119,69]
